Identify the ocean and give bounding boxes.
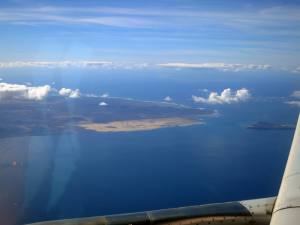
[0,68,299,224]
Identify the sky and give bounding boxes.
[0,0,300,72]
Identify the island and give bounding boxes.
[77,117,203,132]
[247,121,295,130]
[0,97,213,138]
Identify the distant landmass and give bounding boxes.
[247,121,295,130]
[0,97,213,138]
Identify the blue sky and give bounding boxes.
[0,0,300,71]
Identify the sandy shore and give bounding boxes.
[77,117,202,132]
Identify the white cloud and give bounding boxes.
[192,88,251,104]
[100,93,109,98]
[58,88,80,98]
[58,88,72,96]
[286,91,300,107]
[291,91,300,99]
[27,85,51,100]
[99,102,108,106]
[0,82,51,101]
[292,67,300,74]
[286,101,300,107]
[164,96,172,101]
[0,82,90,101]
[158,63,271,72]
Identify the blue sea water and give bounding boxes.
[0,68,299,223]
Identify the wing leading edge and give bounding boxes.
[270,114,300,225]
[27,197,275,225]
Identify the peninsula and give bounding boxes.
[0,97,213,137]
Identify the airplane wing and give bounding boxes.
[26,197,275,225]
[26,114,300,225]
[270,113,300,225]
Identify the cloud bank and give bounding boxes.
[0,82,51,100]
[158,63,271,72]
[0,61,151,70]
[192,88,251,104]
[0,61,298,74]
[0,61,113,69]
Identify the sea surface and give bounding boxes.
[0,68,299,224]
